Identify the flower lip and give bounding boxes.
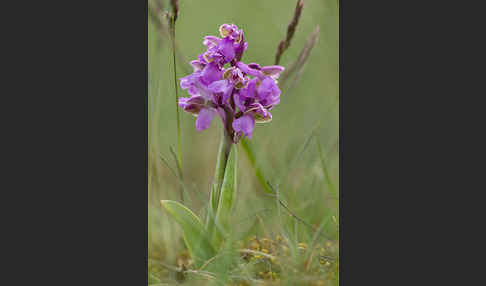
[232,114,255,139]
[196,108,215,131]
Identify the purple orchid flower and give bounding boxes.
[178,24,284,142]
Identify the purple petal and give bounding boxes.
[208,79,230,93]
[203,36,221,48]
[233,92,246,112]
[265,95,280,107]
[239,78,257,98]
[193,81,216,102]
[208,79,233,104]
[235,35,248,61]
[201,62,223,85]
[261,65,285,78]
[198,53,209,64]
[236,61,263,78]
[178,97,189,107]
[222,86,234,104]
[218,37,235,62]
[190,60,206,72]
[219,24,232,38]
[179,96,206,115]
[219,24,242,41]
[232,114,255,139]
[180,72,201,96]
[195,108,215,131]
[247,63,261,70]
[257,77,280,99]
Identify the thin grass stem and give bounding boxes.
[315,136,337,199]
[169,17,183,181]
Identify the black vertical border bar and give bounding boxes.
[5,0,151,284]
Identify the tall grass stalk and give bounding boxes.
[169,15,183,181]
[315,136,337,199]
[275,0,304,65]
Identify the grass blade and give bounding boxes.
[160,200,216,267]
[169,15,183,180]
[277,122,318,186]
[315,136,337,199]
[159,152,189,203]
[239,138,272,194]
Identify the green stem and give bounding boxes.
[211,130,233,211]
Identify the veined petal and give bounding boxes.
[236,61,262,78]
[203,36,221,48]
[245,103,272,123]
[190,60,206,72]
[232,114,255,139]
[179,96,206,116]
[261,65,285,79]
[180,72,201,96]
[196,108,215,131]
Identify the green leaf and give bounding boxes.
[160,200,216,267]
[213,146,238,248]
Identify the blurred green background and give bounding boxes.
[149,0,338,284]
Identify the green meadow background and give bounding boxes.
[149,0,338,284]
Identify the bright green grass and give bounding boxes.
[149,0,338,284]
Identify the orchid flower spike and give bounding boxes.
[178,24,284,142]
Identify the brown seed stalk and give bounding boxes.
[279,25,319,88]
[275,0,304,65]
[170,0,179,22]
